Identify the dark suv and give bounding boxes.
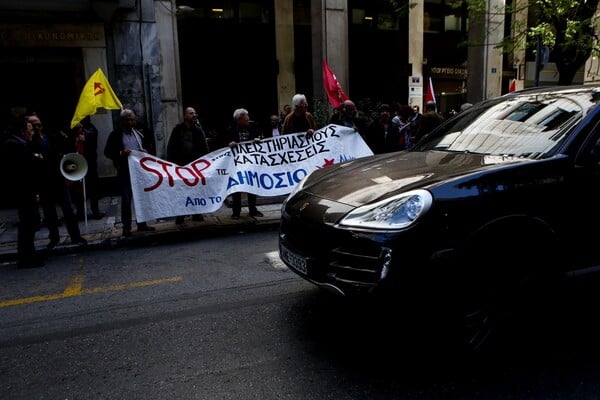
[279,85,600,352]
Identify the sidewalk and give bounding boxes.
[0,195,284,265]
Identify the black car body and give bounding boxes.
[278,85,600,351]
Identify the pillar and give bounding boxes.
[408,0,424,110]
[312,0,349,101]
[275,1,296,111]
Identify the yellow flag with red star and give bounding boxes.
[70,68,122,128]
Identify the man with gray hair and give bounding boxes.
[282,93,316,136]
[224,108,264,219]
[104,108,156,237]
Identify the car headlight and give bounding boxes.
[338,189,433,230]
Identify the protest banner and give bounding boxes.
[128,125,373,222]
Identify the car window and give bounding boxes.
[416,89,600,159]
[574,117,600,167]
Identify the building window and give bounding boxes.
[444,15,461,31]
[178,1,268,22]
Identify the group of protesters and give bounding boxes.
[1,91,447,269]
[0,113,95,268]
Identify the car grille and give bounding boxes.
[328,245,389,289]
[281,216,389,291]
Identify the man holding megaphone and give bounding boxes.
[69,118,105,221]
[60,151,88,225]
[27,113,88,250]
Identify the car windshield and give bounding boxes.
[416,88,600,159]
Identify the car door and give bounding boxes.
[564,110,600,276]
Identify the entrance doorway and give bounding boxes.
[0,47,84,136]
[0,47,84,208]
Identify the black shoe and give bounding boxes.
[122,228,132,237]
[137,225,156,232]
[231,214,240,220]
[192,215,204,222]
[249,210,264,217]
[46,238,60,250]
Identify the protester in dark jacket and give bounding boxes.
[167,106,210,166]
[27,113,87,250]
[366,103,403,154]
[329,99,368,138]
[70,117,104,220]
[223,108,264,219]
[416,101,445,141]
[1,119,45,268]
[167,106,210,224]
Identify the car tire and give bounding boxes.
[446,224,560,357]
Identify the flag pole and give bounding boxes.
[82,177,88,232]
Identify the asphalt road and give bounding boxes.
[2,229,600,399]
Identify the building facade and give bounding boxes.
[0,0,175,182]
[0,0,522,186]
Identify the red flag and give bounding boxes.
[425,77,436,104]
[322,59,349,108]
[508,79,516,93]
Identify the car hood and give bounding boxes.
[301,150,527,207]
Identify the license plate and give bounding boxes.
[279,243,308,275]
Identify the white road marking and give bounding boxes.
[265,250,288,271]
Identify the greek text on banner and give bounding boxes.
[128,124,373,222]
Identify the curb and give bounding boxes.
[0,201,282,265]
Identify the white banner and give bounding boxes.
[129,124,373,222]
